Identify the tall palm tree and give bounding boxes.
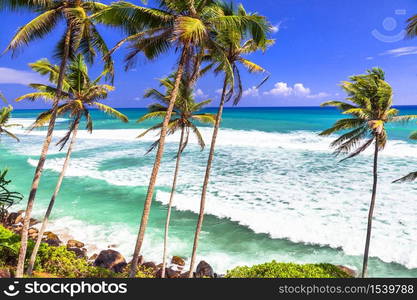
[188,3,271,277]
[0,106,21,142]
[2,0,112,277]
[14,54,128,275]
[94,0,267,277]
[138,75,215,278]
[319,68,417,277]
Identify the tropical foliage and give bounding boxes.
[16,54,127,275]
[138,74,215,277]
[320,68,417,278]
[0,170,23,223]
[0,106,21,142]
[188,1,271,276]
[225,261,353,278]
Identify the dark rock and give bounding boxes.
[43,232,61,247]
[171,256,185,266]
[156,267,181,279]
[195,261,214,278]
[29,218,40,226]
[68,247,87,259]
[93,250,127,273]
[6,212,23,225]
[337,265,357,277]
[67,240,85,249]
[142,261,157,270]
[180,271,192,278]
[0,269,11,278]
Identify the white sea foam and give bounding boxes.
[19,125,417,270]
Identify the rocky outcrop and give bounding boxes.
[156,267,181,279]
[93,250,127,273]
[68,247,88,259]
[67,240,85,249]
[171,256,185,267]
[43,231,62,247]
[195,261,214,278]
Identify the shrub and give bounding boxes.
[225,261,353,278]
[0,226,153,278]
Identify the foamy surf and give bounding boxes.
[22,126,417,271]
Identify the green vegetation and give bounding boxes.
[0,225,153,278]
[320,68,417,277]
[138,74,216,278]
[225,261,353,278]
[0,170,23,223]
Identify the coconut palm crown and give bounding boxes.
[320,68,417,160]
[16,54,128,143]
[3,0,114,79]
[137,75,216,151]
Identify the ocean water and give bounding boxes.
[1,106,417,277]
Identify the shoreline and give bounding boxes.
[1,210,357,278]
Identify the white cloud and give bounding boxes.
[264,82,293,96]
[0,67,45,85]
[381,47,417,57]
[242,86,260,98]
[215,89,223,94]
[194,88,208,98]
[264,82,329,99]
[366,56,374,60]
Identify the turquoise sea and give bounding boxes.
[1,106,417,277]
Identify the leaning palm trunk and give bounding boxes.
[362,135,379,278]
[189,79,228,277]
[129,46,189,278]
[15,26,72,278]
[161,127,185,278]
[26,119,80,276]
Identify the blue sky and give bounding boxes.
[1,0,417,109]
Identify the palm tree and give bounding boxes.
[188,3,271,277]
[319,68,417,277]
[94,0,267,277]
[0,106,21,142]
[138,75,215,278]
[14,54,128,275]
[2,0,112,277]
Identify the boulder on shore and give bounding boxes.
[195,261,214,278]
[155,267,181,279]
[67,240,85,249]
[93,250,127,273]
[141,261,157,271]
[171,256,185,267]
[43,232,61,247]
[68,247,88,259]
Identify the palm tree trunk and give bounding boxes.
[26,118,80,276]
[361,135,379,278]
[129,46,189,278]
[15,26,72,278]
[161,126,185,278]
[188,78,228,277]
